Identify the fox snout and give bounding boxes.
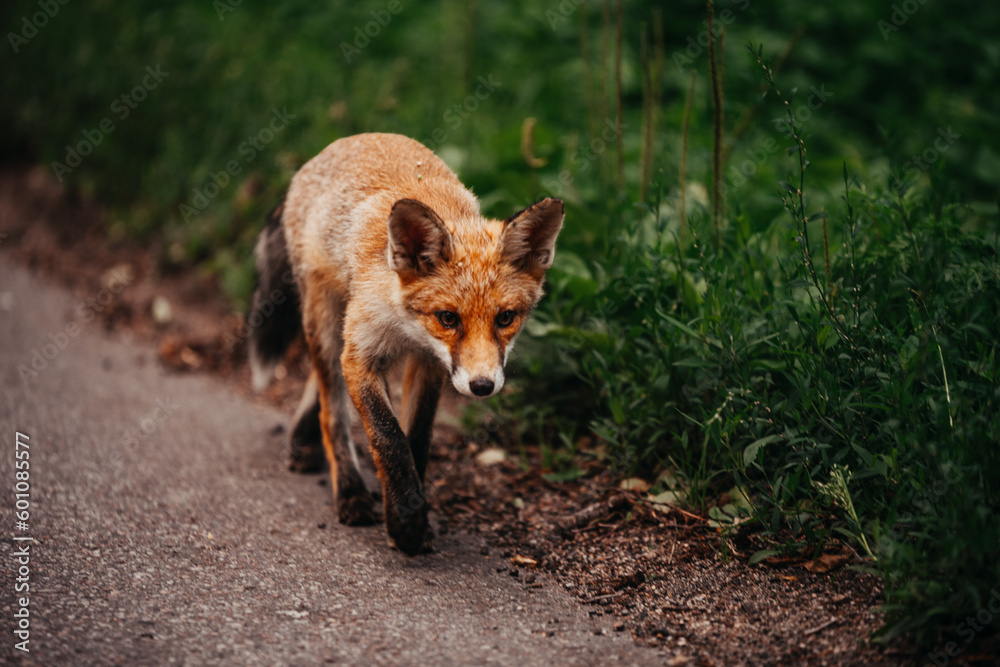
[447,318,512,399]
[469,377,496,396]
[452,364,504,399]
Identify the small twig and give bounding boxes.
[639,24,654,201]
[666,522,703,531]
[614,0,624,196]
[803,617,842,636]
[707,0,725,249]
[937,338,954,428]
[520,117,547,168]
[725,24,803,161]
[597,522,622,534]
[658,503,710,524]
[840,540,865,563]
[679,70,696,246]
[579,0,596,140]
[581,591,626,604]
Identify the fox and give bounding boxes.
[247,133,564,555]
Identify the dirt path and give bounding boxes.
[0,165,953,665]
[0,256,670,665]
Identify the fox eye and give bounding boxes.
[436,310,460,329]
[495,310,517,328]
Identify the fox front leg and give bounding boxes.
[341,346,431,555]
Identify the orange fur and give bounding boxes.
[270,133,564,554]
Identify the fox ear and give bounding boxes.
[387,199,453,276]
[500,197,564,276]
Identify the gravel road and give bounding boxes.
[0,257,670,666]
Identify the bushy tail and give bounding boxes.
[248,195,301,391]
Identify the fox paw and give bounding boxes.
[386,511,432,556]
[387,528,435,555]
[337,493,378,526]
[287,441,326,474]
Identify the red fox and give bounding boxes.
[248,133,564,555]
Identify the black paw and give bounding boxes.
[386,505,430,556]
[337,491,378,526]
[287,441,326,473]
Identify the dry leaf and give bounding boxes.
[646,490,683,513]
[179,347,202,368]
[474,447,506,466]
[510,554,538,568]
[101,263,134,290]
[619,477,651,492]
[803,552,851,573]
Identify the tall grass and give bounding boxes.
[4,0,999,646]
[494,39,999,646]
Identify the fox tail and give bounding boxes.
[248,195,301,391]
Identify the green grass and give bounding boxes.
[4,0,999,648]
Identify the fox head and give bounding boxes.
[387,197,564,398]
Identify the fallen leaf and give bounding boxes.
[510,554,537,568]
[803,552,851,573]
[152,295,173,325]
[749,549,780,565]
[727,485,754,511]
[655,469,679,489]
[646,490,684,513]
[179,347,202,368]
[474,447,506,466]
[619,477,651,492]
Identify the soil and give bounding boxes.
[3,164,995,666]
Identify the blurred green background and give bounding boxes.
[3,0,999,649]
[3,0,997,302]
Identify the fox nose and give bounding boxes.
[469,377,495,397]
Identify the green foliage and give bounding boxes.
[4,0,999,648]
[520,38,1000,646]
